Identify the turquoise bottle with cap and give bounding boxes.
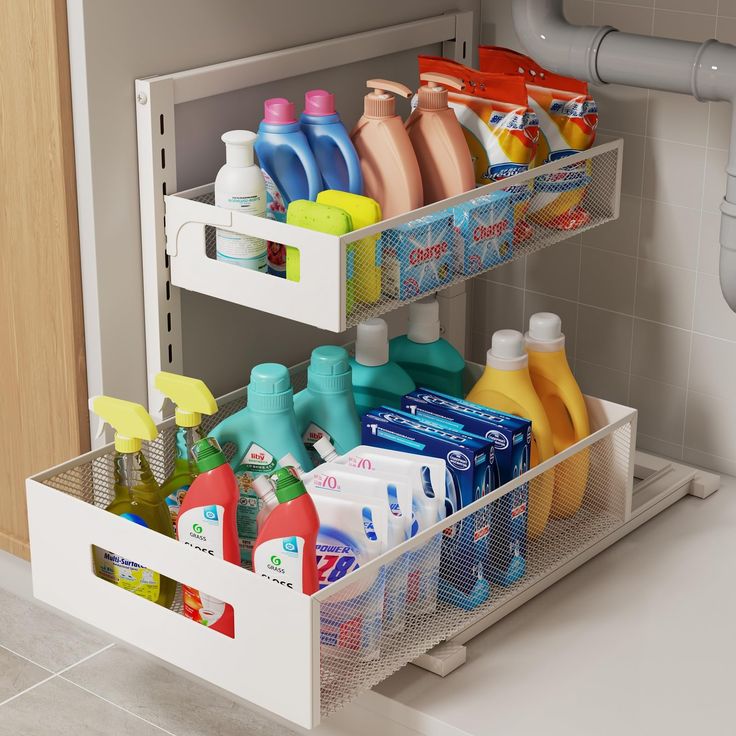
[349,318,416,417]
[294,345,361,465]
[208,363,314,568]
[389,296,465,397]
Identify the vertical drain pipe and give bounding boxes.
[512,0,736,312]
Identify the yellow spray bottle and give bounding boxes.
[466,330,556,538]
[90,396,176,608]
[155,372,218,531]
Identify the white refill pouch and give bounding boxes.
[311,492,388,661]
[316,442,448,614]
[304,465,411,634]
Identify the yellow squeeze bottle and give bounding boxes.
[525,313,590,518]
[155,372,218,532]
[90,396,176,608]
[316,190,382,303]
[466,330,555,538]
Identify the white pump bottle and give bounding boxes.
[214,130,267,271]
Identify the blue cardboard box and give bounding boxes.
[452,190,514,276]
[362,407,496,609]
[402,389,531,587]
[380,211,454,300]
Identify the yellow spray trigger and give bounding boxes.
[154,372,218,428]
[90,396,158,453]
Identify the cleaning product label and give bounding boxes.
[93,549,161,602]
[235,443,279,569]
[178,505,225,558]
[215,193,267,271]
[381,212,454,300]
[164,484,190,533]
[302,422,330,467]
[253,536,304,590]
[181,586,227,628]
[262,170,288,277]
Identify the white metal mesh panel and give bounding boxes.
[193,143,619,330]
[317,420,633,718]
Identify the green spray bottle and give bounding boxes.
[155,372,218,532]
[90,395,176,608]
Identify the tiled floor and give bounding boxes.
[0,574,300,736]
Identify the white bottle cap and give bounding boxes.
[279,452,303,477]
[525,312,565,353]
[408,297,441,344]
[314,436,338,461]
[487,329,528,370]
[355,318,389,366]
[222,130,256,167]
[252,474,275,501]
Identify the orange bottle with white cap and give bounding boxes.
[350,80,423,219]
[405,72,475,204]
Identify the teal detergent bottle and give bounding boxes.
[294,345,361,466]
[208,363,313,568]
[389,296,465,397]
[349,318,416,417]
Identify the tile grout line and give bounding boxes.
[0,643,115,709]
[56,676,177,736]
[0,642,55,676]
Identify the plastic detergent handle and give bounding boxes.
[419,72,465,91]
[366,79,413,99]
[207,413,251,470]
[333,133,364,194]
[294,141,323,201]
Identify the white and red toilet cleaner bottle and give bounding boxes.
[253,467,319,595]
[177,437,240,637]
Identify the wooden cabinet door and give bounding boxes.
[0,0,89,559]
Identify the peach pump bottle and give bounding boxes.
[405,72,475,204]
[350,80,423,219]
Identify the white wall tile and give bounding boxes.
[653,9,716,41]
[693,272,736,341]
[469,330,489,365]
[642,138,706,209]
[716,14,736,38]
[577,305,633,372]
[638,200,700,270]
[703,148,727,213]
[594,3,654,33]
[682,447,736,477]
[597,131,646,198]
[698,211,721,276]
[592,84,648,136]
[646,90,710,147]
[574,360,630,405]
[688,332,736,397]
[526,241,581,300]
[523,291,578,360]
[631,319,691,387]
[579,247,637,313]
[581,194,640,256]
[684,389,736,459]
[634,259,696,329]
[629,375,687,445]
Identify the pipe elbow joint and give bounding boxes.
[511,0,614,84]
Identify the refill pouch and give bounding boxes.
[304,465,411,634]
[330,445,447,614]
[418,55,538,244]
[362,408,495,610]
[311,492,388,661]
[403,389,531,587]
[479,47,598,230]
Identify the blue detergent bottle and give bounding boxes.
[300,90,363,195]
[389,296,466,397]
[350,318,416,417]
[294,345,361,466]
[255,98,322,277]
[208,363,314,568]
